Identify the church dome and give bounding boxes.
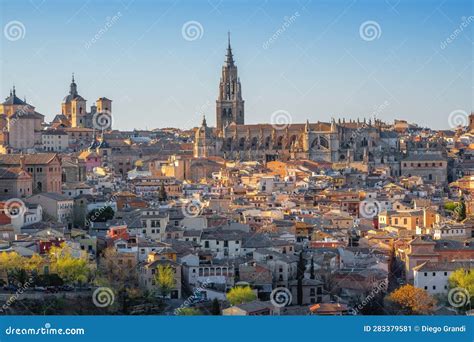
[2,87,26,106]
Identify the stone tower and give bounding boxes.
[194,116,216,158]
[216,32,244,134]
[62,74,87,127]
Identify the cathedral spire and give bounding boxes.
[216,32,244,133]
[70,73,78,96]
[225,31,234,66]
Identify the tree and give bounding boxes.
[35,274,63,287]
[176,307,201,315]
[97,247,140,313]
[226,286,256,305]
[455,199,467,222]
[296,251,305,305]
[99,247,138,287]
[448,268,474,310]
[387,245,399,292]
[211,298,221,315]
[310,257,315,280]
[0,251,25,285]
[24,254,44,273]
[155,265,175,298]
[49,243,91,285]
[444,201,457,212]
[0,251,43,286]
[386,285,436,315]
[158,181,168,202]
[87,206,115,223]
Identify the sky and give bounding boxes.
[0,0,472,131]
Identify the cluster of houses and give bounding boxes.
[0,82,473,314]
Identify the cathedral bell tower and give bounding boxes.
[216,32,244,135]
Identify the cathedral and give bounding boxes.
[194,35,400,169]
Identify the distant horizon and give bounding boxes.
[1,0,472,131]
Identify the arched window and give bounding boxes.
[276,136,284,149]
[239,137,245,149]
[288,135,297,148]
[251,137,258,150]
[265,136,271,149]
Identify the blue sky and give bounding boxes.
[1,0,472,130]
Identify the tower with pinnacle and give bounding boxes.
[216,32,244,134]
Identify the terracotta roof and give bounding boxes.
[413,261,474,272]
[309,302,349,314]
[0,153,58,166]
[0,167,31,179]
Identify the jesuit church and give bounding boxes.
[194,35,399,167]
[51,74,112,130]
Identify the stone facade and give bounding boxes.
[0,87,45,151]
[0,153,62,193]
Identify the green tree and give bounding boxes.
[444,202,457,212]
[0,251,25,285]
[24,254,44,273]
[49,243,91,285]
[211,298,221,315]
[455,199,467,222]
[448,268,474,310]
[386,284,436,315]
[0,251,43,286]
[226,286,256,305]
[155,265,175,298]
